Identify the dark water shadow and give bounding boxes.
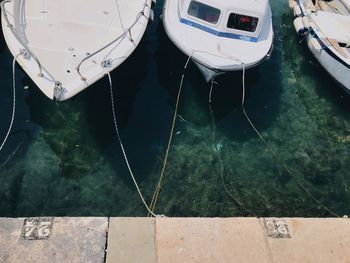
[0,17,6,53]
[87,35,157,187]
[83,36,151,152]
[0,53,34,164]
[155,20,283,142]
[26,36,150,181]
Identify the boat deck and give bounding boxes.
[2,0,150,100]
[19,0,139,84]
[318,0,350,15]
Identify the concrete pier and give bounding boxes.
[0,217,350,262]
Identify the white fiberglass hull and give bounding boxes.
[1,0,152,101]
[194,61,224,82]
[307,35,350,94]
[290,0,350,94]
[163,0,274,81]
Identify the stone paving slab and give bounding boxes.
[156,217,272,263]
[106,217,156,263]
[0,217,108,263]
[263,218,350,263]
[2,217,350,263]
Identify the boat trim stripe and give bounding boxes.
[296,2,350,69]
[179,18,258,42]
[310,29,350,69]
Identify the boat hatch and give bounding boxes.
[187,1,221,24]
[227,13,259,33]
[181,0,266,39]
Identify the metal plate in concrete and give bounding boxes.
[263,218,291,238]
[22,217,54,240]
[263,218,350,263]
[0,217,108,263]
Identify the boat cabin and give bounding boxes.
[179,0,270,40]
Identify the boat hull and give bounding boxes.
[290,0,350,94]
[1,0,152,101]
[194,43,273,82]
[162,0,274,81]
[307,36,350,94]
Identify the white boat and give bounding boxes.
[290,0,350,94]
[162,0,274,82]
[1,0,153,101]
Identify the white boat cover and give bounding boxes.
[311,11,350,44]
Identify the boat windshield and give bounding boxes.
[227,13,259,32]
[187,1,221,24]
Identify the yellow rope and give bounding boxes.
[148,56,192,216]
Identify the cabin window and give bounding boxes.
[188,1,221,24]
[227,13,259,32]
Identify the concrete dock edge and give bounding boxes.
[0,217,349,262]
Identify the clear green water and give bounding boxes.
[0,1,349,217]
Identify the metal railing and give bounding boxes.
[1,0,44,77]
[76,1,151,80]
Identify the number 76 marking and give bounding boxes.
[22,218,54,240]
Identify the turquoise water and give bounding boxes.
[0,1,349,217]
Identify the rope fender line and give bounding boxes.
[0,56,18,152]
[107,72,160,218]
[240,63,340,218]
[148,55,192,216]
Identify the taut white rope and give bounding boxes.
[107,72,158,217]
[0,56,17,152]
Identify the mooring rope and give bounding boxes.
[107,72,158,217]
[148,56,192,215]
[240,63,340,217]
[0,57,17,152]
[0,140,24,168]
[208,78,216,144]
[208,78,257,217]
